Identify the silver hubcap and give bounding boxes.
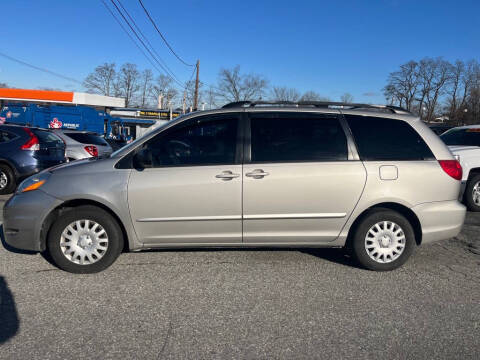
[0,172,7,189]
[472,181,480,206]
[365,221,406,263]
[60,220,109,265]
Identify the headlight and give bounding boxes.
[16,172,51,194]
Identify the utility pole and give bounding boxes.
[193,59,200,111]
[182,90,187,114]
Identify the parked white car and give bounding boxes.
[441,125,480,211]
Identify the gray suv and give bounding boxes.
[3,101,466,273]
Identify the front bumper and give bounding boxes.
[3,190,62,252]
[412,200,466,245]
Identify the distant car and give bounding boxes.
[441,125,480,211]
[0,124,66,194]
[105,138,127,152]
[53,130,112,160]
[428,124,453,135]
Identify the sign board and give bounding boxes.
[138,110,180,119]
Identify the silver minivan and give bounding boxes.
[3,101,466,273]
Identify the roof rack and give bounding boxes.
[221,101,411,115]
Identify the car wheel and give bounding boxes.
[350,209,416,271]
[0,164,16,195]
[47,205,124,273]
[464,174,480,212]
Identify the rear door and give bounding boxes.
[243,112,367,243]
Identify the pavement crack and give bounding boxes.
[158,319,173,359]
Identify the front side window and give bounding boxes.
[143,115,238,167]
[250,113,348,162]
[441,128,480,147]
[346,115,435,161]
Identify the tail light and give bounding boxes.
[84,145,98,157]
[21,128,40,151]
[438,160,462,180]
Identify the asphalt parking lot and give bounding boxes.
[0,194,479,359]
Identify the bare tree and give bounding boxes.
[83,63,116,96]
[117,63,140,107]
[271,86,301,102]
[139,69,154,108]
[300,91,330,101]
[150,74,178,108]
[206,85,219,109]
[185,80,203,109]
[0,82,9,88]
[418,58,453,122]
[383,61,420,111]
[340,92,354,103]
[217,66,268,102]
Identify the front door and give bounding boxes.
[127,113,243,246]
[243,112,366,243]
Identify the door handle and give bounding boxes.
[215,171,240,180]
[245,169,270,179]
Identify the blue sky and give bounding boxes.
[0,0,479,103]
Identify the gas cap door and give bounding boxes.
[379,165,398,180]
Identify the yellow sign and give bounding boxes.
[139,111,181,118]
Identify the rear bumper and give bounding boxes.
[3,190,62,252]
[412,200,466,245]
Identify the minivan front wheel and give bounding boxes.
[47,205,124,273]
[351,209,416,271]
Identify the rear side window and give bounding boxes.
[65,132,108,146]
[250,113,348,162]
[345,115,434,161]
[440,128,480,146]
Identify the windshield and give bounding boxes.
[441,128,480,146]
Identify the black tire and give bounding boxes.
[464,174,480,212]
[0,164,16,195]
[47,205,124,274]
[350,208,416,271]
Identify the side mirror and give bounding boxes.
[132,148,153,169]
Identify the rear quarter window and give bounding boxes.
[65,132,108,146]
[345,115,435,161]
[33,130,64,145]
[0,130,18,143]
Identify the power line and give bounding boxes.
[0,51,83,85]
[137,0,194,67]
[101,0,167,80]
[108,0,184,86]
[115,0,183,85]
[106,0,184,87]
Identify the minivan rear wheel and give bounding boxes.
[350,209,416,271]
[47,205,124,273]
[0,164,16,195]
